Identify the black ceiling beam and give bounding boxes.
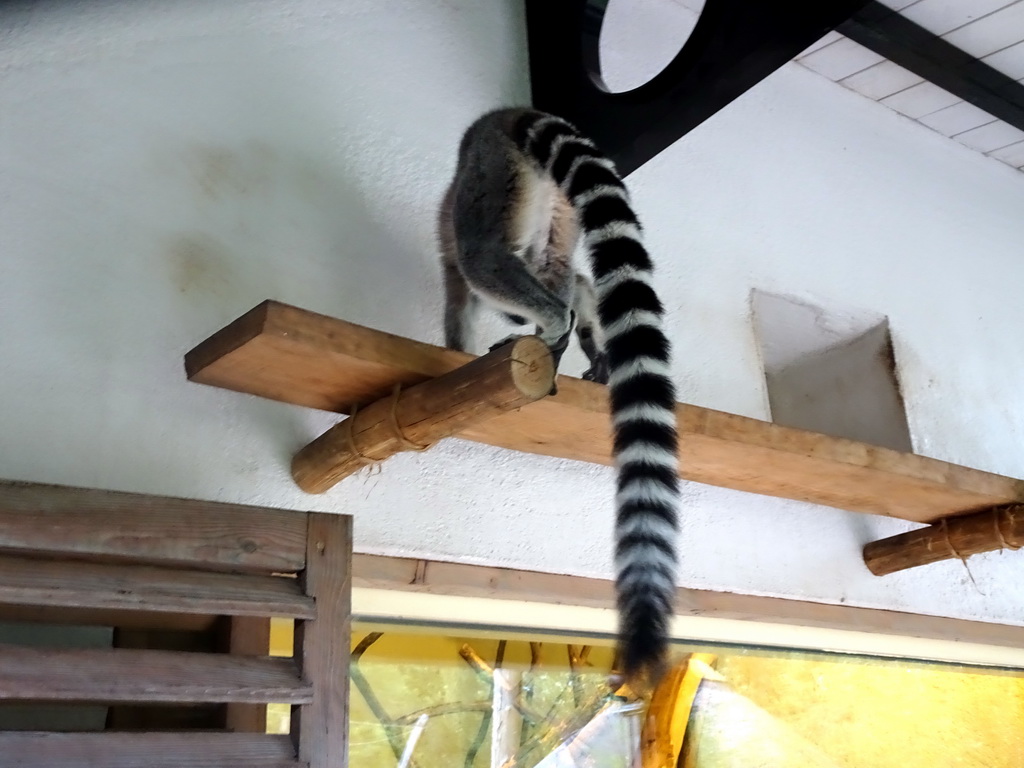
[527,0,1024,175]
[525,0,871,176]
[839,1,1024,132]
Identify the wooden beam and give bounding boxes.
[352,553,1024,652]
[0,555,315,618]
[525,0,870,175]
[185,300,467,411]
[0,480,307,573]
[292,512,352,768]
[864,504,1024,576]
[0,732,299,768]
[292,336,554,493]
[186,301,1024,523]
[0,644,312,704]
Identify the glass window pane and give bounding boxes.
[268,620,1024,767]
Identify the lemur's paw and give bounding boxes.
[582,354,610,384]
[488,334,524,353]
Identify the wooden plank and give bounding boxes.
[0,732,299,767]
[0,480,307,572]
[292,512,352,768]
[185,301,1024,523]
[0,644,312,704]
[107,623,226,730]
[0,603,217,632]
[0,554,316,618]
[352,553,1024,653]
[224,616,273,732]
[185,300,470,411]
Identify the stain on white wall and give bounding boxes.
[1,0,1023,632]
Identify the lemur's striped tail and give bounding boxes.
[511,110,680,682]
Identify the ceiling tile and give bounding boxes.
[797,31,843,58]
[798,38,885,81]
[902,0,1018,36]
[881,81,961,117]
[943,1,1024,58]
[918,101,997,135]
[841,60,923,99]
[768,2,1024,175]
[953,120,1024,151]
[981,39,1024,79]
[875,0,922,9]
[987,139,1024,165]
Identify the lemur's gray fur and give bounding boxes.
[438,129,608,384]
[437,107,680,684]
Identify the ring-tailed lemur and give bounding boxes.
[437,108,679,683]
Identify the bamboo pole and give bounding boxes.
[291,336,554,493]
[863,504,1024,576]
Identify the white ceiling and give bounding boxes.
[796,0,1024,170]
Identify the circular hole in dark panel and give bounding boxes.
[585,0,706,94]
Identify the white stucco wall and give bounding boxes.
[2,0,1023,630]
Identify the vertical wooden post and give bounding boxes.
[291,512,352,767]
[223,616,272,732]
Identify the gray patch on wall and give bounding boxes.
[751,289,913,453]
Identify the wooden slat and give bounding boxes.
[185,301,1024,524]
[0,554,315,618]
[292,512,352,768]
[0,644,312,704]
[353,553,1024,653]
[0,603,217,632]
[106,623,226,730]
[0,732,299,767]
[0,480,307,572]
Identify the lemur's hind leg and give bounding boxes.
[438,182,480,352]
[573,272,609,384]
[442,258,479,352]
